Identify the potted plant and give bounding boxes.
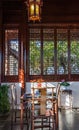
[0,84,10,115]
[60,79,70,90]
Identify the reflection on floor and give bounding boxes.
[1,109,79,130]
[59,109,79,130]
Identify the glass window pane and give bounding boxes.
[5,29,19,75]
[57,29,68,74]
[43,29,54,75]
[70,29,79,74]
[29,28,41,75]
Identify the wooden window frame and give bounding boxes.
[2,24,20,82]
[27,24,79,82]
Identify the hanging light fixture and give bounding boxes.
[26,0,43,22]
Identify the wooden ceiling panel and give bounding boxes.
[2,0,79,23]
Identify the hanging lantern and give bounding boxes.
[26,0,43,22]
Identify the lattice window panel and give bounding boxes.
[57,29,68,74]
[30,28,41,40]
[43,29,55,75]
[70,29,79,74]
[29,28,41,75]
[57,29,68,41]
[70,29,79,41]
[5,29,19,75]
[43,29,54,41]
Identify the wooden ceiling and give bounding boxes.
[1,0,79,24]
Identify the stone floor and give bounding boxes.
[59,109,79,130]
[1,109,79,130]
[0,113,10,130]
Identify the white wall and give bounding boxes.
[70,82,79,108]
[2,81,79,108]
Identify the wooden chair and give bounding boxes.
[10,84,31,130]
[54,83,60,129]
[20,93,32,130]
[31,87,58,130]
[10,84,21,129]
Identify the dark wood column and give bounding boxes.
[19,3,27,95]
[0,1,2,84]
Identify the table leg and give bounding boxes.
[20,102,24,130]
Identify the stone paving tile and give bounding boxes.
[1,110,79,130]
[0,114,10,130]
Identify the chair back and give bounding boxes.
[10,84,18,109]
[56,83,60,98]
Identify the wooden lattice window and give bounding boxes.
[43,29,54,75]
[70,29,79,74]
[5,29,19,75]
[29,28,41,75]
[29,25,79,80]
[57,29,68,74]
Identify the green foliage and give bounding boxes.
[60,82,70,86]
[30,38,79,75]
[0,84,10,114]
